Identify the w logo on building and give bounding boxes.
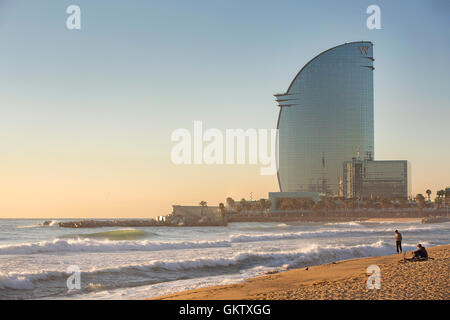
[359,46,370,55]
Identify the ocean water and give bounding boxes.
[0,219,448,300]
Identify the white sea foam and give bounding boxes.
[325,221,364,226]
[1,224,441,255]
[0,238,231,255]
[230,226,436,243]
[0,270,62,290]
[276,223,289,227]
[0,241,426,291]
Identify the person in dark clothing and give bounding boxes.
[395,230,402,253]
[412,244,428,260]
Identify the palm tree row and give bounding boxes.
[211,189,447,215]
[275,196,442,212]
[224,197,271,214]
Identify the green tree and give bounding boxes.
[415,194,426,209]
[426,189,432,201]
[199,201,207,216]
[240,199,251,215]
[219,203,226,223]
[226,197,235,209]
[258,199,267,212]
[434,197,443,210]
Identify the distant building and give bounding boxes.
[171,205,220,223]
[343,159,410,199]
[269,192,322,212]
[156,216,166,222]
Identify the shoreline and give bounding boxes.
[153,244,450,300]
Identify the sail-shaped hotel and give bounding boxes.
[270,42,409,207]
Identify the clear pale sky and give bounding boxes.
[1,0,449,218]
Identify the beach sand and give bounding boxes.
[154,244,449,300]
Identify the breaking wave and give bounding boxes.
[0,224,442,255]
[0,240,424,291]
[0,238,231,255]
[60,229,153,241]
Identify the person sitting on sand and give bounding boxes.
[412,244,428,260]
[395,230,402,253]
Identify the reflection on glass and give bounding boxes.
[276,42,374,196]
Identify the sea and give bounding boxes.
[0,219,448,299]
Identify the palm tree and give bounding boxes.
[258,199,267,213]
[434,197,443,210]
[426,189,432,201]
[219,203,226,223]
[265,200,271,212]
[199,201,207,217]
[226,197,235,209]
[240,199,248,215]
[437,190,445,198]
[415,194,426,209]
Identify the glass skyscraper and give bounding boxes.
[275,41,374,196]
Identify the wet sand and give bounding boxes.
[153,244,449,300]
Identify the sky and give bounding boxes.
[0,0,449,218]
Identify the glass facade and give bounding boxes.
[276,42,374,195]
[343,160,409,199]
[362,160,409,199]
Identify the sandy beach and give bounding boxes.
[154,244,449,300]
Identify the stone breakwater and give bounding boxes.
[56,220,159,228]
[53,219,226,228]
